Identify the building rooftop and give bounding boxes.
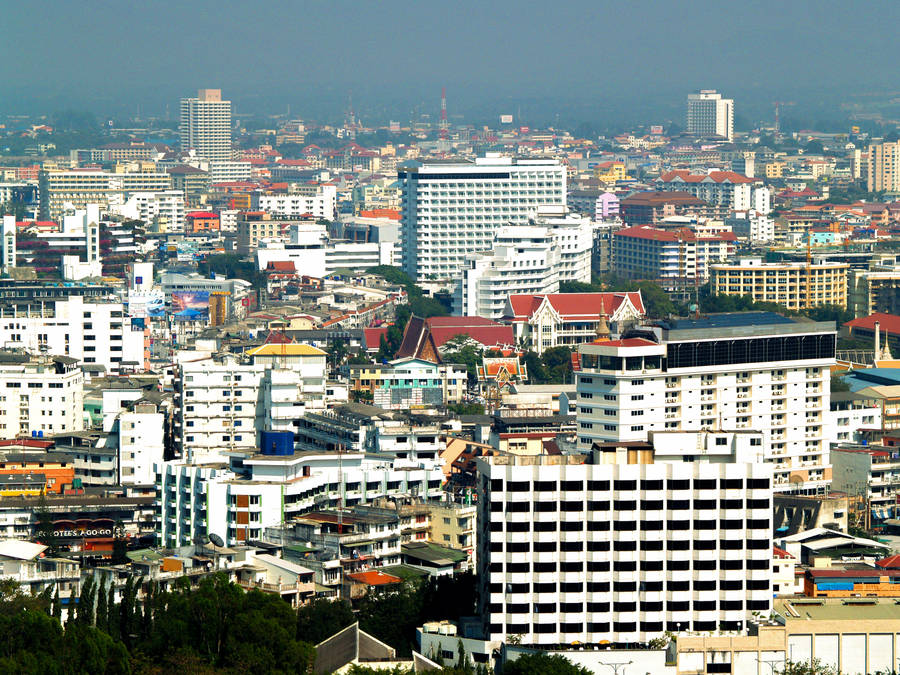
[777,598,900,622]
[658,312,796,331]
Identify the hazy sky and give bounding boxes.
[1,1,898,124]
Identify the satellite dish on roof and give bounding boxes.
[208,533,225,548]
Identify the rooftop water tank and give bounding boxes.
[260,430,294,456]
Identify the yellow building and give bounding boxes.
[764,161,786,179]
[710,257,848,310]
[426,502,476,564]
[593,161,627,183]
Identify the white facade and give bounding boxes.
[177,351,328,464]
[400,155,566,282]
[180,88,232,161]
[0,296,145,376]
[752,186,772,215]
[255,239,395,276]
[158,450,445,548]
[476,435,773,646]
[1,215,15,272]
[576,316,835,494]
[454,226,560,319]
[208,160,251,184]
[686,90,734,142]
[112,191,186,232]
[0,358,83,439]
[116,403,165,485]
[531,205,593,284]
[826,394,881,446]
[254,185,337,221]
[177,359,266,463]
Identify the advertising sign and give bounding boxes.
[172,291,210,321]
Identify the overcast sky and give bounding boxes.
[1,1,897,123]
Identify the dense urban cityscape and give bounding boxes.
[6,4,900,674]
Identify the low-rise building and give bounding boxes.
[502,291,645,355]
[346,358,467,410]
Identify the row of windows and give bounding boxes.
[490,616,765,635]
[488,550,771,571]
[491,478,769,491]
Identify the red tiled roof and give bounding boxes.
[263,331,293,345]
[877,554,900,569]
[614,225,735,243]
[425,317,514,350]
[266,261,296,273]
[844,312,900,336]
[657,170,755,184]
[363,326,389,349]
[505,292,645,321]
[773,546,795,560]
[186,211,218,219]
[347,570,402,586]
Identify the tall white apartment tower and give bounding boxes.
[576,312,836,494]
[477,433,773,646]
[686,90,734,142]
[180,89,232,161]
[1,215,15,272]
[398,154,566,283]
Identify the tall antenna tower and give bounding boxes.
[439,87,448,141]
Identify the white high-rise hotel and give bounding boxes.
[576,313,836,494]
[180,89,232,161]
[686,90,734,142]
[477,433,773,645]
[399,154,566,282]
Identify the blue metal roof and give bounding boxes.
[660,312,795,331]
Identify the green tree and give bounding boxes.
[448,402,486,415]
[442,335,484,385]
[357,581,424,656]
[34,494,60,557]
[96,575,108,633]
[502,652,592,675]
[78,575,96,626]
[296,598,355,644]
[540,346,573,384]
[777,658,839,675]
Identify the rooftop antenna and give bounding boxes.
[440,87,448,142]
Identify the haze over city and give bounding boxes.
[2,1,900,128]
[2,2,900,674]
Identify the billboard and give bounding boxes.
[650,125,664,135]
[500,114,513,124]
[172,291,210,321]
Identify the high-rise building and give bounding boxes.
[575,312,836,494]
[398,155,566,283]
[867,141,900,193]
[454,226,561,319]
[180,89,232,161]
[686,90,734,142]
[1,215,15,272]
[476,433,773,645]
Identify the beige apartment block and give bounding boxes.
[710,257,848,310]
